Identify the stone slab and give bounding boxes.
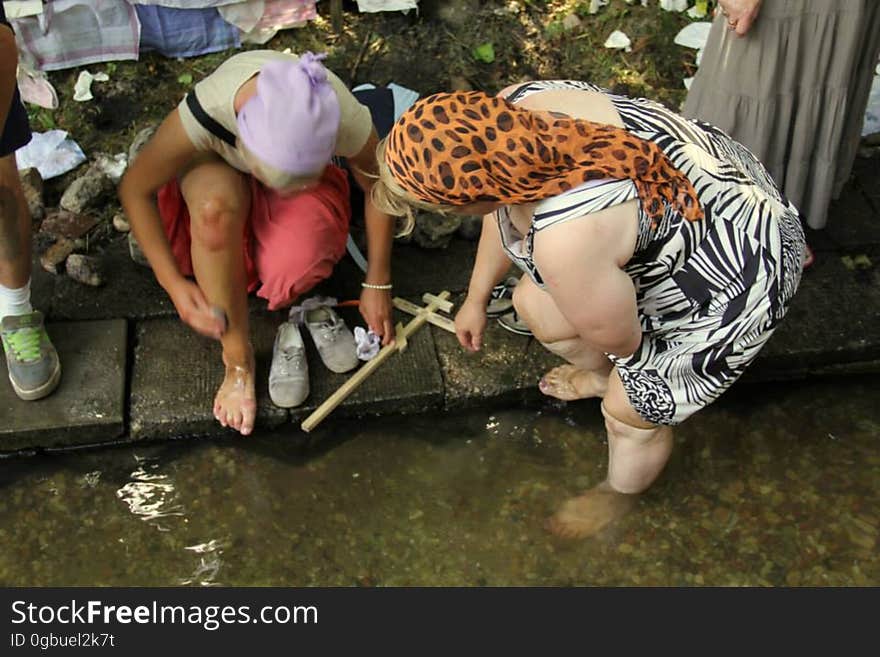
[314,237,478,302]
[434,294,563,409]
[288,305,444,430]
[130,315,287,439]
[0,319,127,452]
[747,245,880,378]
[822,187,880,250]
[852,156,880,210]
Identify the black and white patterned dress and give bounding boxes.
[497,81,806,425]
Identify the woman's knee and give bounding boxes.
[190,196,246,251]
[602,369,658,430]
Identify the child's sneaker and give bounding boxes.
[1,311,61,401]
[304,306,358,374]
[268,322,309,408]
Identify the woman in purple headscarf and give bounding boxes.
[120,51,396,436]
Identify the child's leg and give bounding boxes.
[178,158,256,436]
[547,369,674,539]
[512,274,612,399]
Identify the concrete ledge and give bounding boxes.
[290,306,445,428]
[0,319,126,451]
[129,315,287,440]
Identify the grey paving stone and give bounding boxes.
[289,305,444,430]
[0,319,126,452]
[747,245,880,379]
[314,237,478,302]
[823,188,880,250]
[434,296,563,410]
[130,315,287,439]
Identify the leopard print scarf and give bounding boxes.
[384,91,703,223]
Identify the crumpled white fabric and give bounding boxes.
[354,326,381,361]
[659,0,688,11]
[674,21,713,86]
[15,130,86,179]
[94,152,128,182]
[73,70,109,102]
[603,30,631,52]
[674,21,713,50]
[355,0,418,12]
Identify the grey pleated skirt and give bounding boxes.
[682,0,880,229]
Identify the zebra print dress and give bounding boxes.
[498,80,806,425]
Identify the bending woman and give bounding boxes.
[120,51,397,436]
[373,82,805,538]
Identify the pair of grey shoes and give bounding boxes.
[1,311,61,401]
[268,305,359,408]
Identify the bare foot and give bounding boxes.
[213,361,257,436]
[546,481,636,539]
[539,364,607,401]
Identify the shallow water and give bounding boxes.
[1,377,877,586]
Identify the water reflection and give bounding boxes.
[116,456,184,529]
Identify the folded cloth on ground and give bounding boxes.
[11,0,140,71]
[135,5,240,58]
[218,0,316,44]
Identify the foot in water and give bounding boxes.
[213,359,257,436]
[539,364,608,401]
[546,481,636,539]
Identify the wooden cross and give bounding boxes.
[300,291,455,432]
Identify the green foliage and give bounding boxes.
[177,72,194,85]
[27,107,56,132]
[472,42,496,64]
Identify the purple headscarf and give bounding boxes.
[237,52,341,177]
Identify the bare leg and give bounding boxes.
[547,369,674,539]
[179,158,256,436]
[0,155,30,290]
[513,275,612,399]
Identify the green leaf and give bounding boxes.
[177,72,193,85]
[472,42,495,64]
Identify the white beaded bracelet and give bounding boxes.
[361,282,393,290]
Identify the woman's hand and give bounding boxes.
[455,296,488,352]
[359,286,395,346]
[169,278,225,340]
[718,0,762,36]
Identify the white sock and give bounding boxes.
[0,279,33,321]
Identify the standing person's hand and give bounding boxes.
[718,0,762,36]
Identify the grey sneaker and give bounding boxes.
[268,322,309,408]
[304,306,358,374]
[1,311,62,401]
